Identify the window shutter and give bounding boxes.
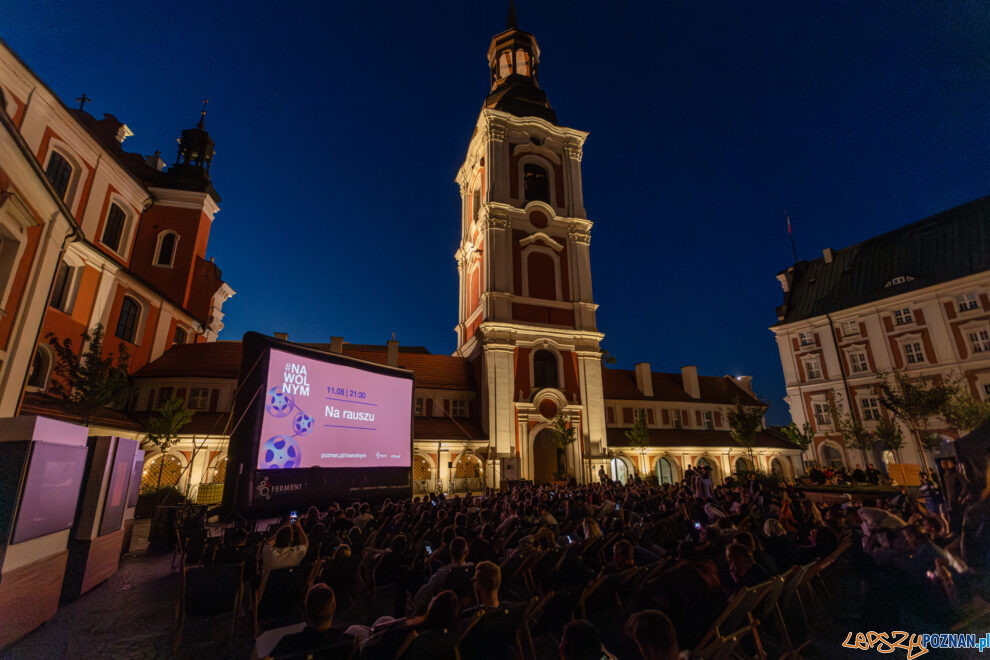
[681,410,689,425]
[607,407,615,424]
[661,409,669,424]
[176,388,187,403]
[444,400,451,414]
[714,411,722,427]
[147,389,155,410]
[915,309,925,324]
[647,409,655,424]
[209,389,219,412]
[695,410,703,426]
[623,408,633,424]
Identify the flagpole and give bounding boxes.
[786,213,798,264]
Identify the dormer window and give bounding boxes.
[884,275,914,288]
[893,307,914,326]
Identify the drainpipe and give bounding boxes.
[825,311,867,467]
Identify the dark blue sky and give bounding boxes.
[7,2,989,424]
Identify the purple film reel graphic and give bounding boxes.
[261,435,301,469]
[293,412,315,436]
[265,387,295,418]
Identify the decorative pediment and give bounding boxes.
[511,142,561,164]
[519,232,563,252]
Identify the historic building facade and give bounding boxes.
[771,197,990,470]
[0,37,233,418]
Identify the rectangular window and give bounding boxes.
[156,387,174,408]
[451,400,467,417]
[893,307,914,326]
[50,263,74,313]
[670,410,682,428]
[798,331,814,347]
[904,342,924,364]
[102,203,127,253]
[841,320,859,336]
[813,402,831,427]
[703,410,714,430]
[958,293,979,312]
[983,383,990,400]
[188,387,209,410]
[414,398,424,416]
[849,352,868,374]
[861,397,880,421]
[805,357,822,380]
[969,329,990,354]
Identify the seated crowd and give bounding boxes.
[184,461,989,659]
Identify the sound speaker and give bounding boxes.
[502,457,520,477]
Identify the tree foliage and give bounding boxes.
[549,412,576,449]
[145,394,194,490]
[873,370,954,472]
[600,348,617,366]
[46,324,130,427]
[874,414,905,453]
[829,399,875,457]
[941,383,990,433]
[625,409,650,450]
[782,421,814,452]
[726,398,764,460]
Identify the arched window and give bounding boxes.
[771,458,784,478]
[822,445,844,469]
[210,456,228,483]
[141,454,182,490]
[655,457,674,485]
[27,345,52,389]
[454,453,482,478]
[44,151,73,200]
[533,349,558,389]
[115,295,141,343]
[610,458,629,485]
[154,231,178,267]
[523,163,550,203]
[735,457,750,475]
[101,203,127,253]
[173,326,187,345]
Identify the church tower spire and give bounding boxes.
[452,5,606,486]
[484,3,557,124]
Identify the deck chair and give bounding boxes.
[174,561,243,650]
[457,600,531,660]
[396,628,459,660]
[696,580,773,658]
[693,624,756,660]
[254,562,319,636]
[269,637,357,660]
[530,587,583,638]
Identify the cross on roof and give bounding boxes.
[76,93,90,110]
[197,98,209,128]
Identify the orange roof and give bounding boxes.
[133,341,478,391]
[20,392,144,431]
[601,367,764,407]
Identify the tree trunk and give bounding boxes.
[912,424,932,475]
[156,454,164,491]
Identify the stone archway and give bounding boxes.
[532,427,561,484]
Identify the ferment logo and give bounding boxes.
[283,362,310,396]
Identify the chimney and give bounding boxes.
[823,247,834,263]
[681,365,700,399]
[386,336,399,367]
[273,332,289,341]
[144,150,166,171]
[330,337,343,353]
[634,363,653,397]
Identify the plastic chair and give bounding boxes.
[396,628,459,660]
[457,600,530,660]
[693,624,755,660]
[254,562,319,636]
[695,580,773,658]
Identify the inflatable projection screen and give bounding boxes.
[223,333,414,515]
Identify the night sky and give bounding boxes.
[6,2,990,424]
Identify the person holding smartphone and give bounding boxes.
[262,516,309,573]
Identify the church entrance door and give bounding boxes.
[533,428,561,484]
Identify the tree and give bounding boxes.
[781,421,814,472]
[625,409,650,461]
[830,399,874,466]
[145,394,194,490]
[726,398,764,467]
[600,348,617,366]
[549,412,576,479]
[46,324,130,427]
[873,370,955,474]
[874,414,905,456]
[941,383,990,433]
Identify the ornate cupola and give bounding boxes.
[484,2,558,124]
[173,104,215,177]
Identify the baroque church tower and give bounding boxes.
[455,6,607,484]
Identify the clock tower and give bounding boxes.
[455,5,607,484]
